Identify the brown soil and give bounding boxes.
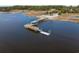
[26,10,47,16]
[54,13,79,23]
[26,11,79,23]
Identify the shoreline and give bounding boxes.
[25,11,79,23]
[54,13,79,23]
[0,10,79,23]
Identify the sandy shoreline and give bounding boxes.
[54,13,79,23]
[25,11,79,23]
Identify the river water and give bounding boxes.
[0,13,79,53]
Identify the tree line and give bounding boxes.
[0,5,79,13]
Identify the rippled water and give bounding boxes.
[0,13,79,52]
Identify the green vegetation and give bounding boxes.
[0,5,79,13]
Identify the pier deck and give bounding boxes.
[24,16,51,35]
[24,24,39,32]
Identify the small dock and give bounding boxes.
[24,16,53,36]
[24,24,39,32]
[24,17,45,32]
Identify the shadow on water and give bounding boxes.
[0,13,79,52]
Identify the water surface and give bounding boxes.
[0,13,79,52]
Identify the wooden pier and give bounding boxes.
[24,16,51,36]
[24,17,45,32]
[24,24,39,32]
